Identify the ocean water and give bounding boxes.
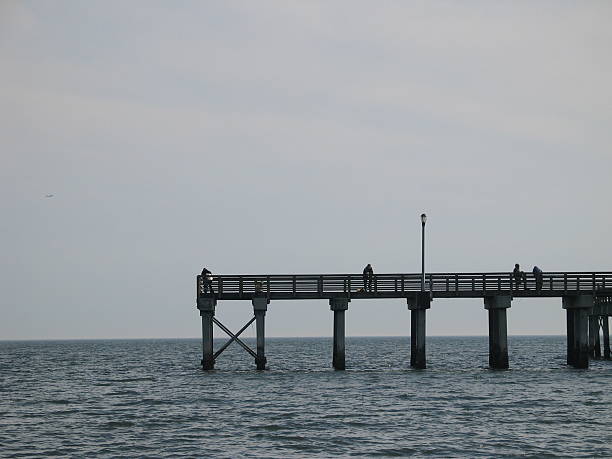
[1,336,611,458]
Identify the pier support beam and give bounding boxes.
[407,292,431,369]
[329,298,350,370]
[602,317,610,360]
[562,295,593,369]
[588,316,601,359]
[252,297,269,370]
[197,298,217,370]
[484,296,511,369]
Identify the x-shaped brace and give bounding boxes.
[213,316,257,359]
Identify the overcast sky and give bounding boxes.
[1,1,611,340]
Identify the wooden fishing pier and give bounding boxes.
[195,272,612,370]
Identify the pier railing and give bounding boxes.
[197,272,612,300]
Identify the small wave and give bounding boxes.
[22,399,73,406]
[50,409,81,415]
[252,424,284,431]
[344,421,369,427]
[47,399,72,405]
[142,418,185,427]
[104,420,135,429]
[104,377,156,383]
[107,390,140,396]
[251,432,308,442]
[113,398,167,407]
[368,447,417,456]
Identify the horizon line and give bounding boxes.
[0,333,566,342]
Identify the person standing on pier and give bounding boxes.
[201,267,214,294]
[363,264,374,292]
[533,266,543,293]
[513,263,527,289]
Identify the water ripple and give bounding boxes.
[1,336,611,457]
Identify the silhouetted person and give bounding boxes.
[201,267,214,294]
[363,264,374,292]
[533,266,543,293]
[513,263,527,289]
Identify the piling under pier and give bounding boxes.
[407,292,431,369]
[589,316,601,359]
[603,317,611,360]
[563,295,592,369]
[330,298,350,370]
[252,297,269,370]
[484,295,511,369]
[197,298,216,370]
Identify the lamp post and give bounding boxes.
[420,213,427,291]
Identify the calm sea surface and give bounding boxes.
[1,336,611,458]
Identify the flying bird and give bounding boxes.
[45,194,54,198]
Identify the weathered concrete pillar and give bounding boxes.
[602,317,610,360]
[484,295,511,369]
[588,316,601,359]
[562,295,593,369]
[329,298,350,370]
[197,298,216,370]
[566,308,575,365]
[252,297,269,370]
[588,316,596,358]
[407,292,431,369]
[595,321,602,359]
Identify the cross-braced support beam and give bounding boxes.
[197,297,261,370]
[213,316,257,360]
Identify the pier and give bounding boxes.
[195,272,612,370]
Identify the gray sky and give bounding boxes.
[1,1,611,340]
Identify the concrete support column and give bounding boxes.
[252,297,269,370]
[589,316,601,359]
[562,295,593,369]
[595,320,602,359]
[484,296,511,369]
[407,292,431,369]
[329,298,350,370]
[197,298,216,370]
[588,316,596,358]
[602,317,610,360]
[566,309,575,365]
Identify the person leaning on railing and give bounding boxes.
[533,266,543,293]
[513,264,527,289]
[201,267,214,294]
[363,264,374,292]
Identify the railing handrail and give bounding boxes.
[198,271,612,278]
[196,271,612,300]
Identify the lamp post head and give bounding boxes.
[420,213,427,225]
